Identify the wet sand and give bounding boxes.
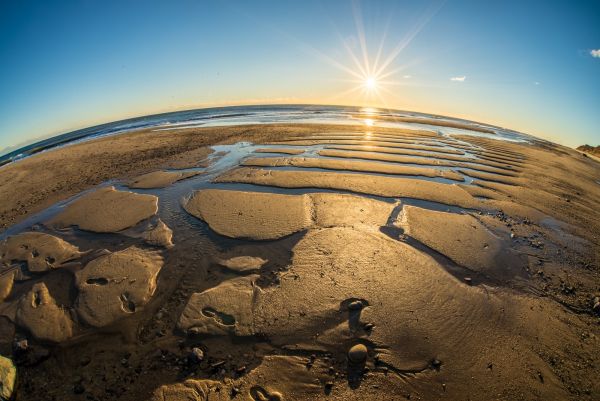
[0,123,599,401]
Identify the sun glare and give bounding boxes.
[365,77,377,90]
[312,1,443,108]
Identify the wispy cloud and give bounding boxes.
[403,75,412,79]
[450,76,466,82]
[591,49,600,58]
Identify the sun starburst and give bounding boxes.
[315,0,444,113]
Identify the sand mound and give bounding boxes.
[185,189,396,239]
[0,270,15,302]
[398,205,523,278]
[178,275,260,336]
[16,282,73,343]
[184,189,312,240]
[49,186,158,233]
[142,219,174,248]
[0,355,16,401]
[128,170,200,189]
[75,247,163,327]
[0,232,81,272]
[150,379,225,401]
[218,256,267,273]
[150,355,328,401]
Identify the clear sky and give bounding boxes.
[0,0,598,151]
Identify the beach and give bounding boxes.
[0,121,599,401]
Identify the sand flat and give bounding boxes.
[2,122,600,401]
[398,205,523,278]
[184,189,312,240]
[49,186,158,233]
[185,189,397,239]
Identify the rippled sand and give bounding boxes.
[0,123,599,401]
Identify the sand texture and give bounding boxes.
[128,170,201,189]
[75,247,163,327]
[0,123,598,401]
[16,282,73,343]
[0,232,81,272]
[49,186,158,233]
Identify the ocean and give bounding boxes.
[0,104,536,166]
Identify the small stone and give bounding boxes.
[348,344,368,364]
[510,232,515,239]
[348,300,363,311]
[592,297,600,314]
[13,339,28,353]
[235,365,246,374]
[230,387,240,397]
[431,359,442,369]
[364,323,374,331]
[464,277,472,285]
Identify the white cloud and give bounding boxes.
[534,81,540,85]
[403,75,412,79]
[591,49,600,58]
[450,76,466,82]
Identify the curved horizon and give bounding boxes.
[0,103,546,161]
[1,0,598,152]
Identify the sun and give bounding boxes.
[365,76,377,90]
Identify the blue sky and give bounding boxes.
[0,0,598,151]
